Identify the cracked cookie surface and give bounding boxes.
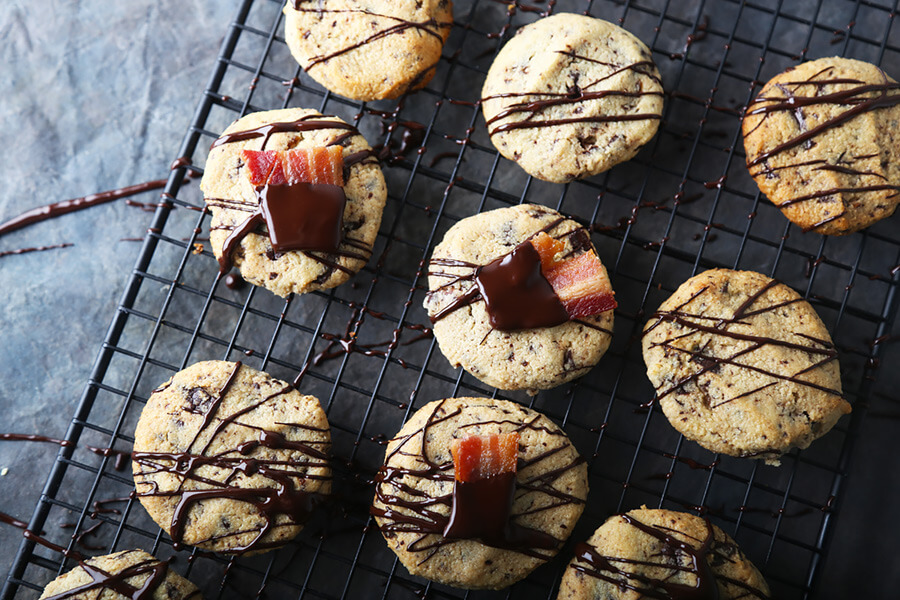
[642,269,849,465]
[742,56,900,235]
[424,204,614,393]
[482,13,663,183]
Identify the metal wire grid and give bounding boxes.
[4,0,900,598]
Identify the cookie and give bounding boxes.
[481,13,664,183]
[199,107,387,297]
[642,269,850,465]
[557,508,770,600]
[283,0,453,101]
[742,56,900,235]
[132,360,331,554]
[38,549,201,600]
[424,204,614,393]
[371,397,588,589]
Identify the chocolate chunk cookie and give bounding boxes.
[482,13,664,183]
[424,204,615,394]
[200,108,386,297]
[742,57,900,235]
[558,508,770,600]
[133,361,331,554]
[283,0,453,101]
[39,549,201,600]
[642,269,850,465]
[371,397,588,589]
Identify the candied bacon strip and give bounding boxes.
[530,231,566,272]
[528,232,617,319]
[451,432,519,482]
[242,147,344,186]
[544,252,617,318]
[285,147,344,186]
[242,150,281,185]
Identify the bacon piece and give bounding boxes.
[241,150,281,185]
[285,147,344,186]
[530,232,566,273]
[243,147,344,186]
[451,432,519,483]
[267,156,287,185]
[527,232,617,319]
[543,252,617,318]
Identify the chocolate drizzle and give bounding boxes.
[132,362,331,554]
[0,511,29,531]
[0,243,73,259]
[288,6,451,76]
[483,54,663,136]
[443,472,516,542]
[371,399,585,562]
[475,240,569,330]
[0,180,168,239]
[207,115,378,277]
[426,215,611,333]
[210,115,356,150]
[0,432,73,446]
[744,65,900,231]
[570,514,769,599]
[39,552,200,600]
[644,279,842,411]
[292,301,432,387]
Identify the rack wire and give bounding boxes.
[3,0,899,598]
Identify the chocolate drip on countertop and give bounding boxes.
[0,433,73,446]
[0,180,168,239]
[0,243,73,259]
[371,400,584,561]
[643,280,842,408]
[571,515,769,599]
[0,511,29,531]
[133,362,331,554]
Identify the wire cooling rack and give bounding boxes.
[4,0,900,598]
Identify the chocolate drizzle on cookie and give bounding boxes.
[288,5,451,80]
[483,55,663,136]
[133,362,331,554]
[426,215,611,333]
[644,278,842,409]
[571,514,770,599]
[744,65,900,232]
[371,399,585,562]
[40,552,200,600]
[474,241,569,330]
[207,114,378,277]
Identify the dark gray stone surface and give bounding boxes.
[0,0,233,571]
[0,1,897,598]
